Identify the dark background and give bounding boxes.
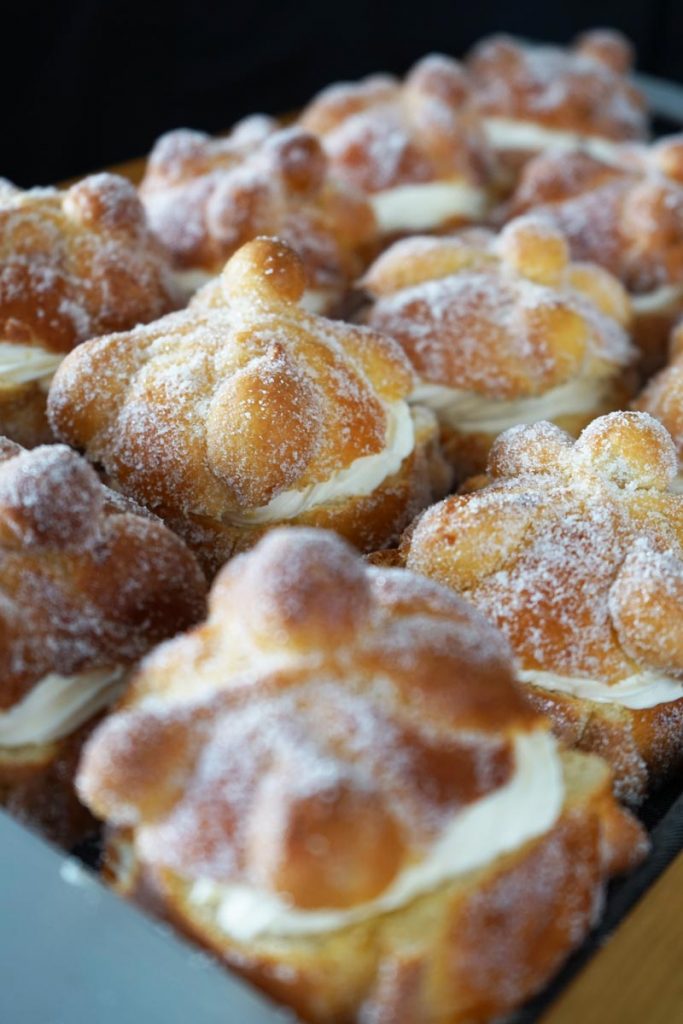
[2,1,682,187]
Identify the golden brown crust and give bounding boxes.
[401,412,683,801]
[0,173,180,445]
[140,121,377,302]
[363,217,635,477]
[299,54,497,215]
[106,751,645,1024]
[49,238,450,572]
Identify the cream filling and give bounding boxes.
[226,400,416,526]
[370,181,489,234]
[0,341,65,390]
[0,667,127,748]
[631,284,683,316]
[670,473,683,495]
[300,288,337,315]
[519,668,683,710]
[186,730,563,941]
[173,268,216,300]
[483,117,625,166]
[410,376,608,436]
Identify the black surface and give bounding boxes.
[2,0,683,186]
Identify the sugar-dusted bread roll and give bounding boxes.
[300,54,498,236]
[0,440,206,846]
[508,136,683,373]
[0,174,180,447]
[363,214,635,479]
[400,411,683,803]
[77,527,645,1024]
[140,119,377,312]
[48,237,451,574]
[466,30,647,186]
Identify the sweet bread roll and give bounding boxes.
[48,237,451,575]
[77,527,645,1024]
[0,441,207,846]
[507,136,683,374]
[635,320,683,483]
[466,30,647,186]
[299,54,497,236]
[363,215,635,480]
[400,411,683,803]
[140,119,377,312]
[0,174,181,447]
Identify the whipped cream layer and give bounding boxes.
[0,341,65,389]
[0,667,127,748]
[370,181,489,234]
[483,117,626,165]
[173,268,216,300]
[300,288,338,315]
[410,375,609,436]
[228,400,416,526]
[187,729,563,941]
[519,668,683,710]
[631,284,683,316]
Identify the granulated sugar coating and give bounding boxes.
[406,412,682,679]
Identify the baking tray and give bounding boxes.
[2,64,683,1024]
